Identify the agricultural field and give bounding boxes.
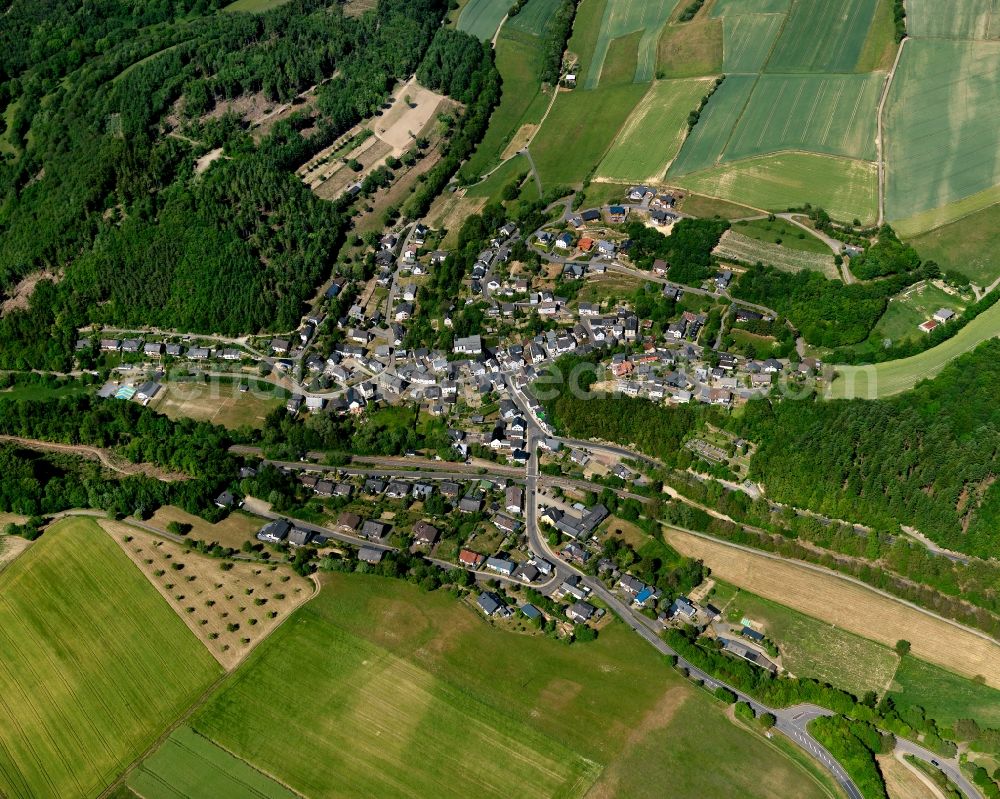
[906,0,1000,40]
[765,0,880,73]
[908,202,1000,287]
[828,299,1000,399]
[0,530,31,571]
[862,281,968,348]
[600,30,644,86]
[581,0,678,88]
[723,13,786,73]
[714,230,839,278]
[465,153,530,201]
[725,590,900,698]
[884,40,1000,225]
[596,78,715,182]
[663,527,1000,689]
[675,152,878,223]
[889,656,1000,727]
[457,0,509,41]
[193,573,826,799]
[710,0,790,15]
[506,0,563,34]
[724,73,883,162]
[667,74,757,175]
[128,726,296,799]
[151,379,285,430]
[565,0,607,85]
[103,520,314,670]
[732,217,833,254]
[676,192,760,219]
[877,753,938,799]
[894,184,1000,240]
[0,518,220,799]
[656,13,723,78]
[146,506,269,550]
[530,82,648,187]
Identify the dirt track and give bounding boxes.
[0,436,188,482]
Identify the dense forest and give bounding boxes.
[737,340,1000,557]
[0,0,454,369]
[626,218,730,284]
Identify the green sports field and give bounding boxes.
[530,82,648,186]
[828,299,1000,399]
[193,573,827,799]
[581,0,677,88]
[725,73,883,162]
[457,0,509,41]
[0,518,221,799]
[722,14,786,73]
[667,74,757,175]
[765,0,879,72]
[675,152,878,223]
[129,726,295,799]
[596,78,714,181]
[905,0,1000,40]
[889,655,1000,727]
[885,39,1000,224]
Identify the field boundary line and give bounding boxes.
[664,524,1000,650]
[877,36,908,225]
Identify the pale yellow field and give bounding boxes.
[665,528,1000,689]
[102,521,314,670]
[877,753,939,799]
[147,505,264,550]
[152,382,282,429]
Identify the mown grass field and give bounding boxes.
[889,656,1000,727]
[765,0,879,72]
[668,74,757,175]
[128,726,296,799]
[193,573,827,799]
[457,0,509,41]
[723,13,786,73]
[905,0,999,40]
[531,82,648,187]
[829,299,1000,398]
[908,202,1000,286]
[656,13,723,78]
[581,0,677,88]
[726,590,900,698]
[725,73,883,162]
[596,78,714,181]
[885,40,1000,224]
[0,518,221,799]
[674,152,878,223]
[463,28,548,177]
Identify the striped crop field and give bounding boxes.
[457,0,510,41]
[582,0,677,88]
[765,0,879,72]
[667,74,757,175]
[0,517,220,799]
[713,230,839,278]
[884,39,1000,225]
[710,0,790,15]
[906,0,1000,40]
[722,13,786,73]
[596,77,715,182]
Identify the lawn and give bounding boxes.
[656,14,724,78]
[828,299,1000,399]
[128,726,295,799]
[726,590,900,698]
[889,655,1000,727]
[193,573,826,798]
[722,13,786,73]
[457,0,510,40]
[863,282,968,347]
[765,0,879,73]
[463,29,547,178]
[668,73,757,176]
[0,518,220,799]
[581,0,678,88]
[530,82,649,187]
[596,77,715,182]
[905,0,999,39]
[884,39,1000,223]
[674,152,878,224]
[909,202,1000,287]
[724,73,884,163]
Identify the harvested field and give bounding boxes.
[0,532,31,571]
[373,80,447,151]
[102,520,314,670]
[597,78,715,182]
[714,230,838,277]
[146,506,264,550]
[675,152,878,223]
[664,527,1000,689]
[878,753,939,799]
[0,517,220,799]
[884,39,1000,223]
